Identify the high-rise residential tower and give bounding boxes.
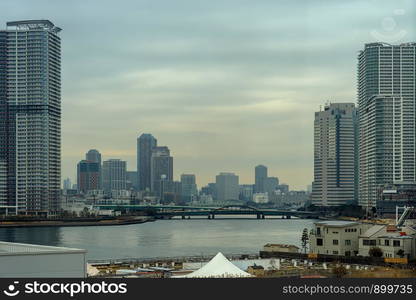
[311,103,358,206]
[254,165,267,193]
[358,43,416,209]
[0,20,62,214]
[102,159,127,195]
[150,146,173,197]
[137,134,157,191]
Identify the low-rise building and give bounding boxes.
[377,183,416,216]
[309,221,373,256]
[247,265,265,277]
[358,225,416,259]
[253,193,269,204]
[310,220,416,260]
[263,244,299,253]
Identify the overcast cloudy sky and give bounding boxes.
[1,0,415,189]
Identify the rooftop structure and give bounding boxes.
[0,241,85,255]
[0,242,86,277]
[313,221,360,227]
[6,19,61,33]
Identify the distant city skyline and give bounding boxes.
[2,0,415,190]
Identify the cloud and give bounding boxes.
[1,0,415,189]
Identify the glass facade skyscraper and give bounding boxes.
[0,20,62,214]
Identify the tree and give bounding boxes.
[396,249,405,258]
[301,228,309,254]
[332,264,348,278]
[369,247,383,258]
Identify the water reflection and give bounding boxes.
[0,219,315,259]
[0,227,62,246]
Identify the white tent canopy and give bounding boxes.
[175,252,252,278]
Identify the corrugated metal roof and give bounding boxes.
[314,221,359,227]
[0,241,86,256]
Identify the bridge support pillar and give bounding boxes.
[287,215,291,219]
[212,214,215,219]
[208,215,211,219]
[257,214,260,219]
[262,214,265,219]
[181,215,185,219]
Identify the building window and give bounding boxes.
[317,227,321,235]
[332,231,338,234]
[333,251,339,255]
[384,240,390,246]
[317,238,323,246]
[333,239,339,245]
[345,240,351,246]
[393,240,400,247]
[363,239,376,246]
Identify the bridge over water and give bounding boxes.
[92,204,320,219]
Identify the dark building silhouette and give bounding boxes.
[137,134,157,191]
[255,165,267,193]
[150,146,173,197]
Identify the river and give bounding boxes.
[0,217,315,260]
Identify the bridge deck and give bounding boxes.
[92,204,319,218]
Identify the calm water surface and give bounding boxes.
[0,218,315,260]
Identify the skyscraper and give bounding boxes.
[311,103,358,206]
[137,134,157,191]
[180,174,197,203]
[0,20,62,214]
[264,177,279,197]
[216,172,239,202]
[102,159,127,195]
[150,146,173,197]
[85,149,102,189]
[86,149,101,165]
[126,171,138,191]
[254,165,267,193]
[77,160,100,194]
[239,184,254,202]
[358,43,416,208]
[63,178,72,191]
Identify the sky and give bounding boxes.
[1,0,415,189]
